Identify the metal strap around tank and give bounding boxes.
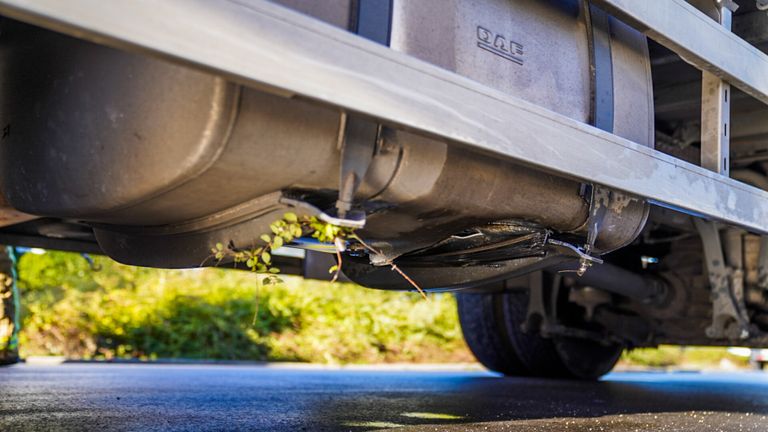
[577,1,615,269]
[584,1,614,133]
[352,0,393,45]
[3,0,768,234]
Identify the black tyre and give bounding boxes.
[0,246,19,365]
[457,279,623,380]
[551,336,623,380]
[457,290,529,376]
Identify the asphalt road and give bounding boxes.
[2,364,768,431]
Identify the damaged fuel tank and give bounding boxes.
[0,0,654,290]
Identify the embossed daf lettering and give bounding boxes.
[476,25,524,65]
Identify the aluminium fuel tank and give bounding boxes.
[0,0,654,274]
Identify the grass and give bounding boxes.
[621,345,750,369]
[15,250,746,369]
[17,251,472,363]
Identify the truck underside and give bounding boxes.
[2,0,768,378]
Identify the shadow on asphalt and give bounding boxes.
[301,370,768,430]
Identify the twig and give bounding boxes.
[390,263,428,301]
[348,233,382,255]
[350,233,428,301]
[199,254,214,268]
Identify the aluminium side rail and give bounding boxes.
[1,0,768,233]
[593,0,768,106]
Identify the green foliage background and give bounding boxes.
[17,251,471,363]
[16,250,747,368]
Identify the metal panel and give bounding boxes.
[593,0,768,106]
[2,0,768,233]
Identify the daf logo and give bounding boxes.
[476,25,524,65]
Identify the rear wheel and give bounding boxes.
[457,274,623,380]
[456,291,529,376]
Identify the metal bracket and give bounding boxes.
[694,219,750,339]
[522,271,618,345]
[335,115,378,219]
[585,186,610,269]
[280,197,366,229]
[716,0,739,13]
[758,235,768,291]
[523,271,552,335]
[568,286,611,321]
[568,185,611,276]
[692,0,749,341]
[547,238,604,271]
[700,0,736,175]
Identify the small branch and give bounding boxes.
[390,263,428,301]
[212,214,432,331]
[348,233,382,256]
[199,254,215,268]
[350,233,428,301]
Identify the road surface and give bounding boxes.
[1,363,768,431]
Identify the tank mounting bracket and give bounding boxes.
[695,218,751,340]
